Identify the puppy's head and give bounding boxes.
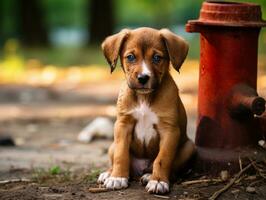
[102,27,189,94]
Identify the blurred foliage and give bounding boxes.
[0,0,18,41]
[20,46,104,66]
[41,0,88,28]
[116,0,204,28]
[0,39,24,79]
[2,0,265,39]
[0,0,266,67]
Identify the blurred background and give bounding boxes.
[0,0,265,68]
[0,0,265,174]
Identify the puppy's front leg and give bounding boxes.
[104,116,134,190]
[146,123,180,194]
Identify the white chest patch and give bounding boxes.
[131,102,159,145]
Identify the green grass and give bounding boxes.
[31,166,103,185]
[32,166,71,184]
[82,169,102,184]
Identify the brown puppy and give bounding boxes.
[97,27,195,194]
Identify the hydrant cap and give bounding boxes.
[186,1,266,32]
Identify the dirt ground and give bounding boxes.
[0,164,266,200]
[0,66,266,200]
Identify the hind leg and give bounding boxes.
[172,139,196,172]
[97,142,114,184]
[140,173,151,185]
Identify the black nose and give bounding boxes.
[137,74,150,85]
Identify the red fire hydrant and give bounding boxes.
[186,1,266,173]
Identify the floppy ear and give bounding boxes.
[101,29,130,73]
[160,29,189,72]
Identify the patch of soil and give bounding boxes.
[1,178,266,200]
[1,164,266,200]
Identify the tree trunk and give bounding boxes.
[89,0,114,44]
[18,0,49,47]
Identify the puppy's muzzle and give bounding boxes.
[137,74,150,85]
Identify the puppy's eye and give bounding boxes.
[126,54,136,62]
[152,54,162,64]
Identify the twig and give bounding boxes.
[153,194,170,199]
[239,156,243,171]
[181,178,222,186]
[0,178,31,185]
[249,160,266,180]
[88,187,110,193]
[209,163,252,200]
[248,179,263,187]
[234,174,246,184]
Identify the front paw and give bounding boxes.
[97,171,111,184]
[146,180,169,194]
[104,177,128,190]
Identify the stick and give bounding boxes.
[249,160,266,180]
[209,163,252,200]
[248,179,263,187]
[239,156,243,171]
[234,174,246,184]
[153,194,170,199]
[0,178,31,185]
[88,187,110,193]
[181,178,222,186]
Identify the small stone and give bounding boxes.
[231,189,240,194]
[258,140,266,149]
[15,137,25,146]
[26,124,38,133]
[118,191,125,195]
[246,186,256,193]
[0,136,15,146]
[245,175,257,181]
[220,170,229,181]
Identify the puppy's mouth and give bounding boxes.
[135,88,154,94]
[127,80,157,94]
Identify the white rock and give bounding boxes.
[220,170,229,181]
[78,117,113,143]
[246,186,256,193]
[258,140,266,149]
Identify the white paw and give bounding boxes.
[104,177,128,190]
[140,173,151,185]
[146,180,169,194]
[97,172,111,184]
